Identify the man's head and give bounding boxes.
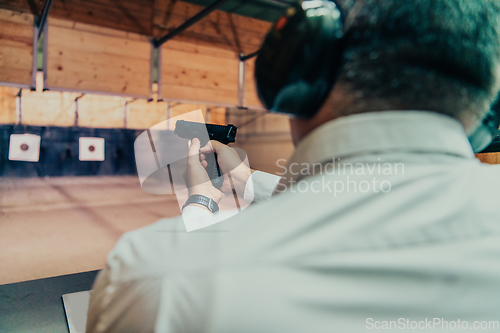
[288,0,500,145]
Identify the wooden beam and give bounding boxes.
[0,0,43,14]
[152,0,271,54]
[49,0,154,36]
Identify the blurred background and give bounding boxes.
[0,0,296,286]
[0,0,497,287]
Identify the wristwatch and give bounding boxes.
[182,194,220,213]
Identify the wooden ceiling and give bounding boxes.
[0,0,285,54]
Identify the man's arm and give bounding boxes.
[243,170,281,203]
[86,266,163,332]
[86,217,223,332]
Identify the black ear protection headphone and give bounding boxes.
[254,0,500,153]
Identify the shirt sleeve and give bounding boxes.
[182,205,216,232]
[86,217,221,333]
[243,171,281,203]
[85,265,163,333]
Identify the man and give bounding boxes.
[87,0,500,332]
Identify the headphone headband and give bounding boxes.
[255,0,345,118]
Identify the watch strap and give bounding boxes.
[182,194,219,213]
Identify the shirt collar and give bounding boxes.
[281,111,474,183]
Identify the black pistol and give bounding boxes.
[174,120,237,189]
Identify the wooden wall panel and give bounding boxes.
[0,86,228,128]
[208,107,226,125]
[0,9,33,86]
[21,89,80,126]
[0,85,18,124]
[46,19,151,97]
[77,94,127,128]
[161,40,238,105]
[127,100,167,129]
[171,103,207,118]
[227,108,293,173]
[245,57,262,108]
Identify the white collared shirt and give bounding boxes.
[86,111,500,333]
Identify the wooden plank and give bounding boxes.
[234,140,294,173]
[77,94,128,128]
[245,57,262,107]
[46,21,151,97]
[49,0,154,35]
[476,153,500,164]
[227,108,293,173]
[160,39,262,108]
[162,84,237,105]
[46,17,150,42]
[127,99,168,129]
[171,102,207,118]
[163,38,237,59]
[208,107,225,125]
[0,85,18,124]
[20,89,80,126]
[0,85,226,129]
[161,39,239,105]
[0,9,33,86]
[227,108,288,137]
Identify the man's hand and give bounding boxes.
[200,140,253,194]
[184,138,222,209]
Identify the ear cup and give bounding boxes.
[255,1,345,118]
[468,104,500,153]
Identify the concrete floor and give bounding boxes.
[0,176,181,285]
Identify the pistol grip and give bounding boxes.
[205,152,223,190]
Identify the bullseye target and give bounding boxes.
[8,134,41,162]
[79,137,105,161]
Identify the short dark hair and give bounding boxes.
[337,0,500,123]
